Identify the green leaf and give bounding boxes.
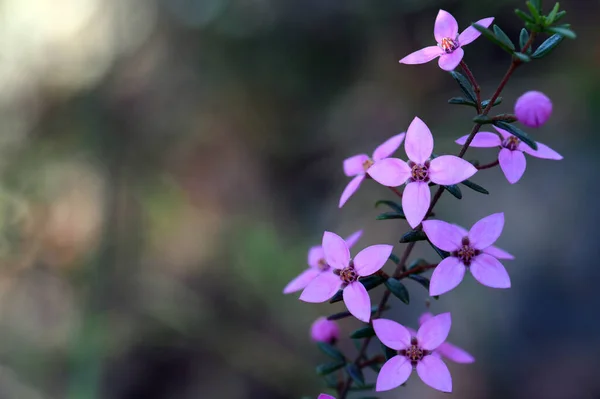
[547,2,560,23]
[376,211,405,220]
[375,200,403,213]
[546,26,576,39]
[316,361,345,375]
[345,364,365,387]
[519,28,530,51]
[472,23,515,53]
[526,1,541,22]
[408,258,428,270]
[449,71,477,103]
[380,343,396,361]
[552,10,567,23]
[493,25,515,50]
[328,305,386,321]
[385,278,410,304]
[530,0,542,11]
[473,114,493,124]
[350,326,375,339]
[493,121,538,150]
[532,34,563,58]
[481,97,502,108]
[360,275,386,290]
[407,274,430,290]
[513,52,532,62]
[399,230,427,243]
[443,184,462,199]
[428,242,450,259]
[388,253,400,264]
[448,97,477,107]
[317,342,345,361]
[515,8,534,23]
[461,179,489,195]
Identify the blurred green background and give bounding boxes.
[0,0,597,398]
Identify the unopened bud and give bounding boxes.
[514,91,552,128]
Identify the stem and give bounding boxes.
[388,186,403,199]
[477,159,499,170]
[460,60,482,113]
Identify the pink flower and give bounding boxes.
[456,126,562,184]
[369,117,477,228]
[399,10,494,71]
[318,395,335,399]
[373,313,453,392]
[340,133,405,208]
[310,317,340,344]
[417,313,474,363]
[422,213,511,296]
[300,232,393,322]
[515,91,552,128]
[283,230,362,294]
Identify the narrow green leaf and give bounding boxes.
[481,97,502,108]
[428,242,450,259]
[493,121,538,150]
[546,26,576,39]
[376,211,405,220]
[461,179,489,195]
[346,364,365,387]
[385,278,410,304]
[329,289,344,303]
[380,343,396,361]
[519,28,530,51]
[448,97,477,107]
[515,8,534,23]
[443,184,462,199]
[473,114,493,124]
[359,275,386,291]
[493,25,515,50]
[513,52,532,62]
[399,230,427,243]
[388,253,400,264]
[317,342,345,361]
[547,2,560,23]
[408,258,429,270]
[530,0,542,11]
[350,326,375,339]
[328,305,387,321]
[407,274,430,290]
[532,34,563,58]
[316,361,345,375]
[449,71,477,103]
[553,10,567,23]
[526,1,541,21]
[472,23,515,53]
[375,200,403,213]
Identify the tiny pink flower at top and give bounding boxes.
[399,10,494,71]
[422,213,511,296]
[310,317,340,344]
[340,133,406,208]
[318,394,335,399]
[300,232,393,323]
[373,313,453,392]
[369,117,477,228]
[456,126,562,184]
[417,313,474,363]
[283,230,362,294]
[515,91,552,128]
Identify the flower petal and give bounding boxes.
[468,212,504,249]
[458,17,494,46]
[368,158,411,187]
[339,175,365,208]
[492,125,511,139]
[438,48,464,71]
[416,356,452,392]
[519,141,563,160]
[418,312,434,326]
[373,318,412,350]
[422,220,463,251]
[318,394,335,399]
[373,133,406,161]
[405,117,434,164]
[434,10,459,43]
[299,272,342,303]
[417,312,451,350]
[308,246,325,268]
[322,231,350,269]
[376,356,413,392]
[283,268,322,294]
[344,230,363,249]
[402,181,431,228]
[343,282,371,322]
[436,342,475,364]
[399,46,443,64]
[485,245,515,260]
[354,244,393,277]
[343,154,369,176]
[429,257,466,296]
[429,155,478,185]
[499,148,527,184]
[470,253,511,288]
[455,132,502,147]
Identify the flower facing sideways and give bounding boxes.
[373,313,453,392]
[368,117,477,228]
[399,10,494,71]
[300,232,393,323]
[310,317,340,344]
[422,213,511,296]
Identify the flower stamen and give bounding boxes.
[502,136,520,151]
[362,159,374,172]
[451,236,481,266]
[440,37,459,53]
[408,160,430,183]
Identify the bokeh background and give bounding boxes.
[0,0,598,398]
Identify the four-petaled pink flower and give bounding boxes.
[417,312,474,363]
[340,133,406,208]
[399,10,494,71]
[369,117,478,228]
[456,126,562,184]
[423,213,511,296]
[283,230,363,294]
[373,313,453,392]
[300,232,392,322]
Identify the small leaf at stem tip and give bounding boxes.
[449,71,477,103]
[472,24,515,54]
[388,253,400,264]
[408,258,429,270]
[407,274,430,290]
[532,34,563,58]
[443,184,462,199]
[515,8,534,23]
[493,25,515,50]
[375,199,403,213]
[448,97,477,107]
[316,361,346,376]
[427,241,450,259]
[530,0,542,11]
[350,326,375,339]
[345,364,366,387]
[546,26,576,39]
[399,230,427,243]
[376,211,405,220]
[547,2,560,23]
[473,114,494,124]
[317,342,345,361]
[519,29,531,53]
[526,1,541,22]
[493,121,538,150]
[552,10,567,23]
[514,52,532,62]
[461,179,490,195]
[481,97,503,108]
[385,278,410,304]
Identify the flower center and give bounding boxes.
[452,237,481,266]
[317,258,330,272]
[502,136,520,151]
[362,158,374,172]
[440,37,459,53]
[408,160,430,183]
[337,264,358,284]
[399,337,431,367]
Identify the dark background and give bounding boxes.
[0,0,598,398]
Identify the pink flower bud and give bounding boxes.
[514,91,552,128]
[310,317,339,344]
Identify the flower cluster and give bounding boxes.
[282,5,570,398]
